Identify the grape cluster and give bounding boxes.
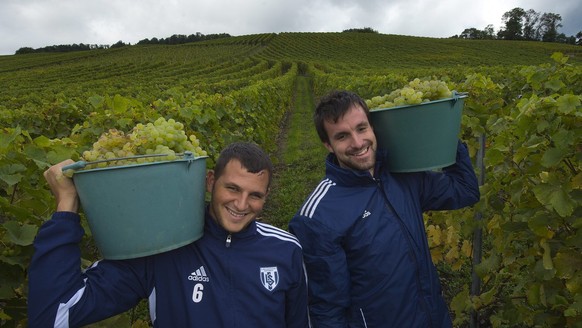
[81,117,207,168]
[366,78,453,110]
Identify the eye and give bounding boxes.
[250,193,265,200]
[358,125,369,133]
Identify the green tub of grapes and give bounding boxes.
[63,152,207,260]
[369,92,468,172]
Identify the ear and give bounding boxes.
[206,170,215,193]
[323,142,333,153]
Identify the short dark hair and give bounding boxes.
[213,142,273,188]
[314,90,371,144]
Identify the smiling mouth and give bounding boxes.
[227,207,247,218]
[352,146,370,157]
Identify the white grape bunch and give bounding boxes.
[82,117,207,168]
[366,78,453,110]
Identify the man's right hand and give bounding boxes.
[43,160,79,213]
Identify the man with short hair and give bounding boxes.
[289,90,480,327]
[29,141,310,327]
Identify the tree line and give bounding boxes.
[451,7,581,45]
[14,32,231,55]
[13,9,580,56]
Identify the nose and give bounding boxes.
[233,193,249,211]
[351,132,366,149]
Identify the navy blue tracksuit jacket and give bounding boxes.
[289,141,480,327]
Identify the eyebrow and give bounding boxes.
[224,182,267,199]
[332,121,369,139]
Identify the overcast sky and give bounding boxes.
[0,0,580,56]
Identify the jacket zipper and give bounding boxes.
[225,234,232,248]
[377,179,434,328]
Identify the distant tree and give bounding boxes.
[483,24,496,39]
[15,47,35,54]
[558,34,577,45]
[12,32,228,54]
[522,9,540,40]
[456,9,578,45]
[460,28,480,39]
[342,27,378,33]
[538,12,562,42]
[110,40,128,48]
[498,7,526,40]
[458,25,496,40]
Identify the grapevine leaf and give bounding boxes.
[533,183,575,217]
[450,288,471,314]
[46,145,78,164]
[565,273,582,294]
[563,296,582,317]
[544,79,565,92]
[551,129,574,149]
[112,94,130,114]
[3,221,38,246]
[555,94,581,115]
[87,95,105,109]
[474,254,499,277]
[23,144,48,164]
[541,147,567,168]
[0,164,26,186]
[551,52,568,64]
[0,310,10,320]
[540,240,554,270]
[573,172,582,189]
[540,284,547,306]
[554,251,582,279]
[502,221,529,232]
[486,148,505,166]
[0,173,22,186]
[535,259,556,280]
[527,283,540,305]
[0,127,22,151]
[536,119,550,133]
[527,214,554,239]
[33,135,51,147]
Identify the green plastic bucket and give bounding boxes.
[370,93,468,172]
[67,154,207,259]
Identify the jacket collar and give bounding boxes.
[204,206,257,240]
[324,151,388,187]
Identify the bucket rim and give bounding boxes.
[370,93,468,113]
[72,155,208,175]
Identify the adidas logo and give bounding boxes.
[188,266,210,282]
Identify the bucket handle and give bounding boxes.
[452,91,469,105]
[62,151,195,172]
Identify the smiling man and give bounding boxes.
[29,142,310,327]
[289,90,480,327]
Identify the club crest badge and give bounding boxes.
[260,267,279,291]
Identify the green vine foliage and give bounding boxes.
[449,53,582,327]
[313,52,581,327]
[0,64,296,326]
[1,46,580,327]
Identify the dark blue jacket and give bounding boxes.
[289,141,480,327]
[28,209,310,327]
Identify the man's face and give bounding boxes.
[323,104,377,175]
[206,159,269,233]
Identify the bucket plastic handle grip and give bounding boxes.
[62,151,195,172]
[451,91,469,105]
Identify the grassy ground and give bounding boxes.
[260,75,327,230]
